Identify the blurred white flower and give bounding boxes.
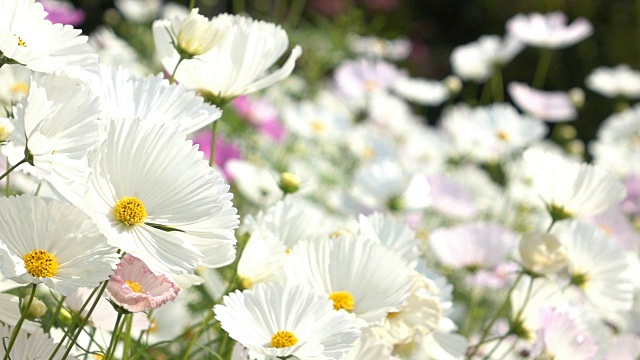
[586,64,640,99]
[450,35,522,82]
[0,64,31,106]
[114,0,162,23]
[508,81,577,122]
[507,11,593,48]
[392,76,450,106]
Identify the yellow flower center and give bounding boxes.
[329,290,355,312]
[310,120,326,134]
[496,130,510,141]
[10,82,29,95]
[114,197,147,226]
[23,249,58,278]
[125,280,144,293]
[14,34,27,47]
[270,330,298,348]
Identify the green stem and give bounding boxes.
[104,312,124,360]
[122,314,133,360]
[468,272,524,357]
[189,0,196,10]
[182,309,215,360]
[532,48,552,89]
[0,157,26,183]
[43,294,66,333]
[49,285,102,360]
[285,0,307,28]
[61,281,109,360]
[3,284,37,360]
[169,57,185,84]
[209,120,219,167]
[492,68,504,102]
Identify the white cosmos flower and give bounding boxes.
[214,281,361,359]
[346,34,412,61]
[508,81,577,122]
[522,147,626,220]
[0,323,77,360]
[552,220,634,311]
[0,64,31,106]
[506,11,593,49]
[88,27,148,76]
[357,212,420,267]
[285,236,414,325]
[450,35,522,82]
[0,0,98,78]
[153,13,302,102]
[84,119,238,275]
[586,64,640,99]
[391,76,450,106]
[1,73,101,204]
[96,66,221,134]
[0,195,118,296]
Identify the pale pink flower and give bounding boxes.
[507,11,593,49]
[426,174,477,220]
[335,58,403,101]
[107,254,180,313]
[534,306,598,360]
[508,82,577,122]
[66,287,150,330]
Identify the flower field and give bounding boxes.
[0,0,639,359]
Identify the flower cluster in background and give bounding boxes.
[0,0,639,359]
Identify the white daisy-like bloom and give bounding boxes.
[429,221,518,270]
[366,91,423,139]
[242,197,331,250]
[441,103,546,162]
[399,125,451,174]
[114,0,162,23]
[351,160,430,212]
[586,64,640,99]
[0,195,118,296]
[506,11,593,49]
[507,81,577,122]
[236,227,287,288]
[225,159,283,207]
[153,13,302,102]
[347,329,398,359]
[522,147,626,220]
[0,116,14,142]
[0,323,77,360]
[357,212,420,267]
[591,105,640,165]
[281,97,352,140]
[391,76,450,106]
[347,123,397,162]
[450,35,523,83]
[88,27,149,76]
[285,236,414,325]
[346,34,412,61]
[0,64,31,106]
[552,220,634,311]
[533,306,598,360]
[372,274,442,344]
[426,173,478,220]
[0,0,98,78]
[84,119,238,275]
[214,281,361,359]
[96,65,221,134]
[1,72,101,205]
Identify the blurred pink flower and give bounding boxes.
[107,254,180,313]
[622,173,640,215]
[589,207,640,252]
[507,11,593,49]
[232,96,287,142]
[534,307,598,359]
[335,58,403,100]
[427,174,478,219]
[192,131,242,181]
[40,0,85,26]
[508,82,577,122]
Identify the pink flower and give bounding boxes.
[427,174,478,219]
[507,11,593,49]
[334,59,403,101]
[231,96,287,142]
[534,307,598,360]
[191,131,243,181]
[622,173,640,215]
[508,82,577,122]
[107,254,180,313]
[40,0,85,26]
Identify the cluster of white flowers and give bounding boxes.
[0,2,639,360]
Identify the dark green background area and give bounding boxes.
[74,0,640,143]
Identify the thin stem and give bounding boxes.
[189,0,196,10]
[61,281,109,360]
[0,157,26,183]
[492,68,504,102]
[182,309,215,360]
[104,312,124,360]
[122,314,133,360]
[4,157,9,196]
[49,285,101,360]
[169,57,185,84]
[532,48,552,89]
[285,0,307,28]
[209,120,219,167]
[468,272,524,356]
[43,293,66,333]
[3,284,37,360]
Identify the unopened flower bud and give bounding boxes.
[444,75,462,95]
[568,87,585,109]
[176,9,227,58]
[519,232,567,274]
[22,297,47,320]
[279,172,300,194]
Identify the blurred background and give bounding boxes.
[72,0,640,143]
